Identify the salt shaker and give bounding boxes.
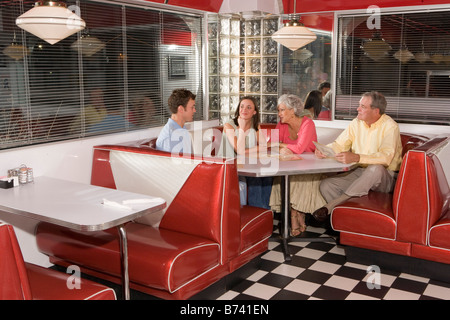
[27,167,34,183]
[19,167,28,184]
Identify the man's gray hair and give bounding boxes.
[362,91,387,115]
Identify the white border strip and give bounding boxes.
[168,243,221,293]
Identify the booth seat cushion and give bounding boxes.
[37,222,221,293]
[26,263,116,300]
[331,192,396,240]
[1,223,116,300]
[428,211,450,250]
[239,206,273,252]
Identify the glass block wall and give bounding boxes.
[208,15,280,124]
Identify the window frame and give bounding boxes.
[0,0,206,150]
[332,4,450,127]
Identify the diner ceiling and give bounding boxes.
[1,0,449,13]
[1,0,449,35]
[141,0,450,14]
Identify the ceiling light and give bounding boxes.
[361,33,391,61]
[3,43,30,61]
[414,39,429,63]
[272,16,317,51]
[219,0,281,16]
[414,52,430,63]
[16,1,86,45]
[394,47,414,63]
[71,34,105,56]
[271,0,316,51]
[431,54,444,64]
[3,32,30,60]
[291,47,313,62]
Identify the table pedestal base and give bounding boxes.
[277,175,337,261]
[270,233,336,261]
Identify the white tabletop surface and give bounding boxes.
[237,153,356,177]
[0,176,166,231]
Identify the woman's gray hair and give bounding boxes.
[278,94,304,116]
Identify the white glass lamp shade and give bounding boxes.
[16,1,86,45]
[431,54,444,64]
[361,39,392,61]
[292,48,313,62]
[3,44,30,60]
[71,35,105,56]
[272,25,317,51]
[414,52,430,63]
[394,48,414,63]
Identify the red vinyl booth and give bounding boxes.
[36,144,273,300]
[0,223,116,300]
[331,136,450,274]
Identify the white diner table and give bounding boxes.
[0,176,166,300]
[238,152,356,261]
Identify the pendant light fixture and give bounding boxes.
[71,33,105,56]
[361,32,391,61]
[271,0,316,51]
[414,35,430,63]
[292,47,313,62]
[393,18,413,63]
[16,1,86,45]
[394,46,414,63]
[3,34,30,61]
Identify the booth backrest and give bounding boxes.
[137,124,428,159]
[91,145,241,264]
[0,223,32,300]
[401,134,430,156]
[137,123,344,157]
[394,137,450,245]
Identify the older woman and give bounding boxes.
[269,94,326,236]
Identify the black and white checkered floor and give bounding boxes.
[215,225,450,300]
[73,222,450,301]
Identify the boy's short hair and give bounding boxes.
[168,89,196,114]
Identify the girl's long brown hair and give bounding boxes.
[232,96,260,131]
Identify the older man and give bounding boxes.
[312,91,403,223]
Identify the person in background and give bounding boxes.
[318,82,332,120]
[70,88,107,134]
[317,81,330,99]
[322,90,332,110]
[269,94,325,236]
[129,93,157,126]
[156,88,196,154]
[311,91,402,225]
[217,96,272,209]
[303,90,323,119]
[87,90,133,133]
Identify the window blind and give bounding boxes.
[0,0,204,149]
[336,8,450,125]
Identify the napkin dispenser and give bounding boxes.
[0,178,14,189]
